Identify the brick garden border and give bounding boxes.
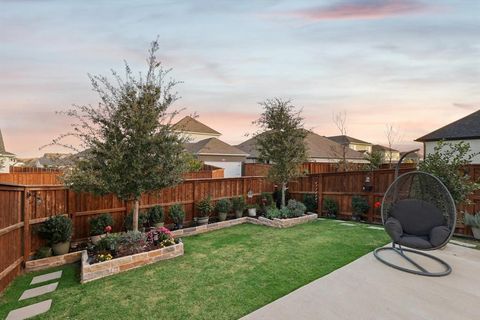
[25,252,82,273]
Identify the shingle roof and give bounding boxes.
[327,135,372,145]
[416,110,480,142]
[0,129,15,156]
[185,138,248,156]
[173,116,221,136]
[372,144,399,152]
[237,131,365,160]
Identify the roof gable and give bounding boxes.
[0,129,15,156]
[372,144,399,152]
[327,135,372,145]
[185,138,248,156]
[173,116,221,136]
[416,110,480,142]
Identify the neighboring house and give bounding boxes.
[400,151,420,163]
[236,131,367,164]
[18,153,73,169]
[0,129,16,173]
[416,109,480,164]
[173,116,221,143]
[174,116,248,177]
[185,138,248,178]
[372,144,401,163]
[327,135,373,154]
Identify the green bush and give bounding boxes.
[34,247,52,260]
[351,196,370,217]
[265,207,283,219]
[95,233,120,254]
[323,197,338,217]
[116,231,147,256]
[287,199,307,217]
[169,204,185,225]
[215,198,232,213]
[38,215,73,245]
[303,194,317,212]
[147,206,164,225]
[197,196,214,217]
[261,192,274,206]
[464,212,480,228]
[124,211,148,231]
[232,196,246,212]
[89,213,114,236]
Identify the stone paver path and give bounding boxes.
[5,300,52,320]
[30,271,62,285]
[19,282,58,301]
[366,226,384,230]
[449,239,477,248]
[339,223,356,227]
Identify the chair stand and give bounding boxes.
[373,243,452,277]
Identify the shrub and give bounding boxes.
[323,197,338,217]
[232,196,246,212]
[303,194,317,212]
[265,207,283,219]
[147,206,164,226]
[95,233,120,254]
[197,196,214,217]
[351,196,370,217]
[287,199,307,217]
[89,213,114,236]
[124,211,148,231]
[38,215,73,245]
[169,204,185,225]
[116,231,146,256]
[464,212,480,228]
[215,198,232,213]
[261,192,274,206]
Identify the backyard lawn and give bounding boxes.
[0,220,390,320]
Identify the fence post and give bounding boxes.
[22,187,30,265]
[317,174,324,216]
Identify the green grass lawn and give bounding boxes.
[0,220,390,320]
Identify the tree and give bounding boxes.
[385,124,400,168]
[364,151,383,170]
[331,111,349,171]
[419,140,480,205]
[255,98,308,207]
[53,39,189,231]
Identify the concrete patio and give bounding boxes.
[242,243,480,320]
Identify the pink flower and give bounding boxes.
[158,226,172,235]
[104,225,112,233]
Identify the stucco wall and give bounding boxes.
[425,139,480,164]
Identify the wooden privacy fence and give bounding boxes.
[0,176,272,292]
[0,172,63,185]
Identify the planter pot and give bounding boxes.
[52,241,70,255]
[154,222,165,228]
[218,212,227,221]
[90,234,105,245]
[235,210,243,219]
[197,216,209,226]
[248,208,257,217]
[472,227,480,240]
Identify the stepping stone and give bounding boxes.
[30,271,62,285]
[367,226,384,230]
[450,240,477,248]
[6,299,52,320]
[339,223,356,227]
[317,218,326,220]
[19,282,58,301]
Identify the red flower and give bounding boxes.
[374,201,382,209]
[104,225,112,233]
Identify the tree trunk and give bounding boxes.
[133,199,140,232]
[281,182,287,208]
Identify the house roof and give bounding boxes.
[185,138,248,156]
[173,116,221,136]
[372,144,399,152]
[327,135,372,146]
[416,110,480,142]
[0,129,15,156]
[18,153,73,168]
[237,131,365,160]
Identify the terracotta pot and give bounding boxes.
[218,212,227,221]
[90,234,105,245]
[235,210,243,219]
[472,227,480,240]
[197,216,209,226]
[248,208,257,217]
[52,241,70,255]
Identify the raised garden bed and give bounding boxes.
[25,251,82,273]
[254,213,318,228]
[81,242,184,283]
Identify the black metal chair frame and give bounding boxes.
[373,150,456,277]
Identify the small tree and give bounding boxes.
[255,98,308,207]
[364,151,383,170]
[53,40,189,231]
[385,124,400,168]
[420,140,480,204]
[331,111,349,171]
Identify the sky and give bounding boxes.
[0,0,479,157]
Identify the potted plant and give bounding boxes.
[247,204,259,217]
[89,213,114,244]
[196,196,214,225]
[147,205,164,228]
[232,196,246,218]
[323,197,338,219]
[351,196,370,221]
[169,204,185,229]
[215,198,232,221]
[464,212,480,239]
[38,215,73,255]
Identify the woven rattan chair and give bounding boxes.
[373,150,456,276]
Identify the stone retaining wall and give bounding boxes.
[25,251,82,273]
[80,242,184,283]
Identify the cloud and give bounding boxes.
[281,0,430,21]
[453,103,478,110]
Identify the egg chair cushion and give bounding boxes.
[398,235,433,249]
[429,226,451,247]
[384,217,403,242]
[391,199,445,236]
